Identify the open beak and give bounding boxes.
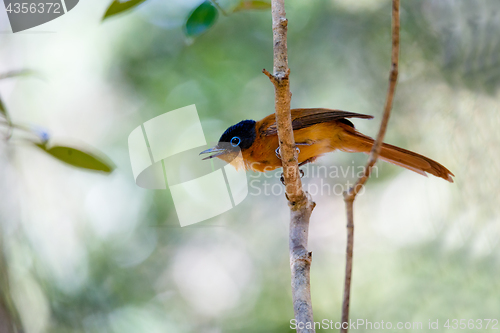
[199,146,228,160]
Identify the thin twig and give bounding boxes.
[340,1,400,332]
[0,120,33,133]
[264,0,316,332]
[210,0,228,16]
[0,120,38,142]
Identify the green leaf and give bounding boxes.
[102,0,148,20]
[36,143,115,173]
[0,96,8,121]
[233,1,271,12]
[185,1,219,37]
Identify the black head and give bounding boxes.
[218,119,256,150]
[200,119,256,160]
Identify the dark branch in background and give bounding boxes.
[340,0,400,332]
[263,0,316,332]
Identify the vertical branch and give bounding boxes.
[263,0,316,332]
[340,0,400,332]
[340,198,354,332]
[262,3,302,204]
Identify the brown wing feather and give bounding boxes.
[260,108,373,136]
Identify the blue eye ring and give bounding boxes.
[230,136,241,147]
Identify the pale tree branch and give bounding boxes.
[340,1,400,332]
[264,0,316,332]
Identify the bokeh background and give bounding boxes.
[1,0,500,332]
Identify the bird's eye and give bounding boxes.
[230,136,241,147]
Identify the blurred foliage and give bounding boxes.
[0,72,114,174]
[0,69,38,80]
[234,1,272,12]
[0,97,7,121]
[103,0,148,20]
[103,0,271,36]
[405,1,500,94]
[1,0,500,332]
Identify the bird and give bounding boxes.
[200,108,454,182]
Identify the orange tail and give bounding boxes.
[340,127,454,183]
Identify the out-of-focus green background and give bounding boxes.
[1,0,499,332]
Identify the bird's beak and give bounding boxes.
[199,146,228,160]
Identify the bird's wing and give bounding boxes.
[260,108,374,136]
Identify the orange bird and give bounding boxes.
[200,108,454,182]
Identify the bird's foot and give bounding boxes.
[275,146,302,160]
[280,169,305,185]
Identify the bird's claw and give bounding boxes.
[280,169,305,185]
[275,146,301,160]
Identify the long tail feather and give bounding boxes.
[339,127,454,183]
